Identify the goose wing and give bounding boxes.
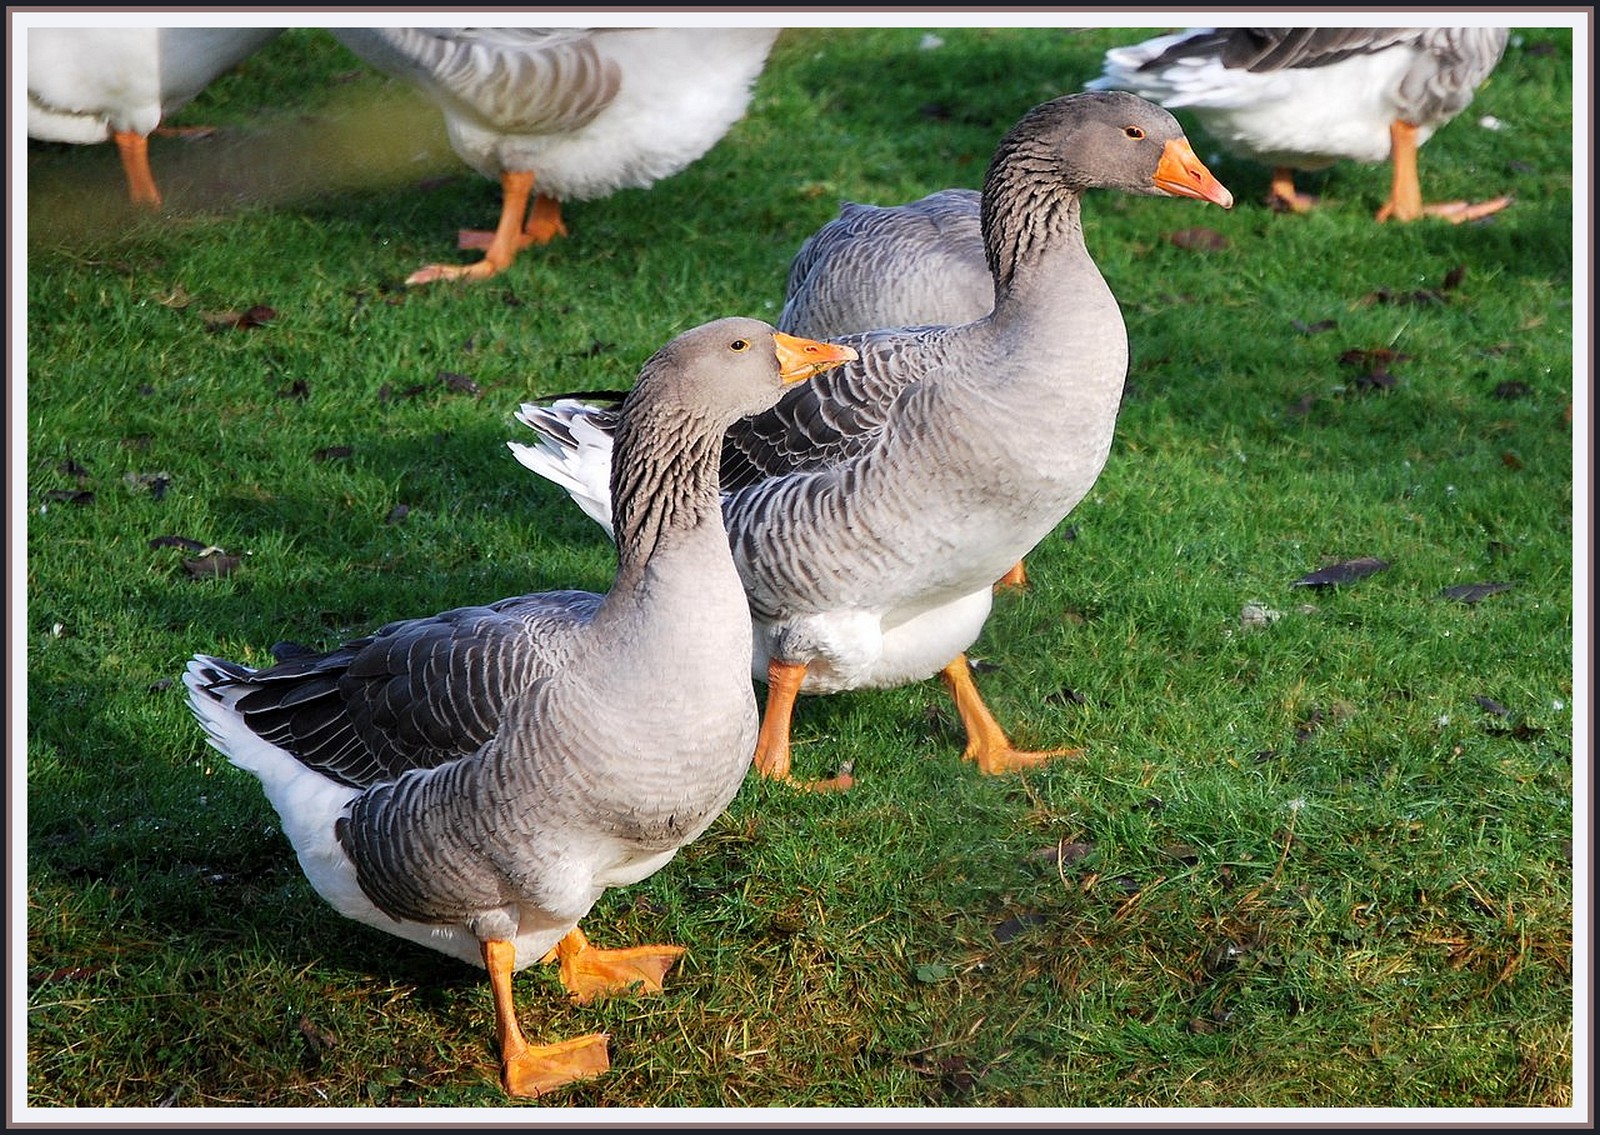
[331,27,621,134]
[191,591,601,788]
[718,326,949,492]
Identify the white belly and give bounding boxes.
[753,587,994,694]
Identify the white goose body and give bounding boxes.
[514,93,1233,785]
[185,319,855,1095]
[1090,27,1507,168]
[27,27,281,143]
[332,27,778,199]
[26,27,283,205]
[1088,27,1511,221]
[329,27,780,282]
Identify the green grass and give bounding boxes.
[20,23,1579,1115]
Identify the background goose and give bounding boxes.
[773,187,1037,588]
[329,27,780,284]
[184,318,856,1097]
[777,187,993,340]
[1086,26,1512,222]
[26,26,284,208]
[513,91,1232,792]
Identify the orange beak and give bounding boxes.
[772,332,859,384]
[1153,138,1234,209]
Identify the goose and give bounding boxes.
[183,318,858,1097]
[512,91,1233,792]
[773,187,1036,588]
[328,27,781,284]
[1086,26,1512,222]
[26,26,284,208]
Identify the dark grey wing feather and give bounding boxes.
[778,190,991,340]
[1142,28,1426,74]
[719,325,950,491]
[200,591,601,787]
[1226,29,1425,72]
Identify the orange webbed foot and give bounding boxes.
[560,943,687,1004]
[543,927,686,1004]
[405,259,505,285]
[967,742,1085,776]
[779,768,856,793]
[1377,194,1514,224]
[501,1032,610,1097]
[940,655,1083,776]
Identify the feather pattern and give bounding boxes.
[776,188,992,341]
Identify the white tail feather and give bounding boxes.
[509,400,619,539]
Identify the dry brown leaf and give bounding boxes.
[1292,556,1390,588]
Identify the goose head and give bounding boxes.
[986,90,1235,209]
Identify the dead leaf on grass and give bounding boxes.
[439,371,482,397]
[1440,581,1513,604]
[379,382,432,403]
[201,304,276,331]
[1028,839,1095,868]
[149,535,210,552]
[298,1015,338,1067]
[41,489,94,506]
[183,550,242,578]
[1350,368,1398,392]
[1168,226,1230,251]
[124,471,171,499]
[993,912,1048,942]
[1285,391,1319,417]
[1291,556,1389,588]
[1357,285,1447,307]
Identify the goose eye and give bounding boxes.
[1124,126,1145,140]
[730,339,750,352]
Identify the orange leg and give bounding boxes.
[1378,120,1425,223]
[1377,120,1513,224]
[521,192,569,243]
[995,560,1029,590]
[1266,167,1318,214]
[939,654,1082,774]
[113,130,161,209]
[409,170,540,285]
[539,925,686,1005]
[752,659,855,792]
[481,939,609,1098]
[456,189,570,250]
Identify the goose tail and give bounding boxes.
[509,400,620,539]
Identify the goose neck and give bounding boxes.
[607,400,724,580]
